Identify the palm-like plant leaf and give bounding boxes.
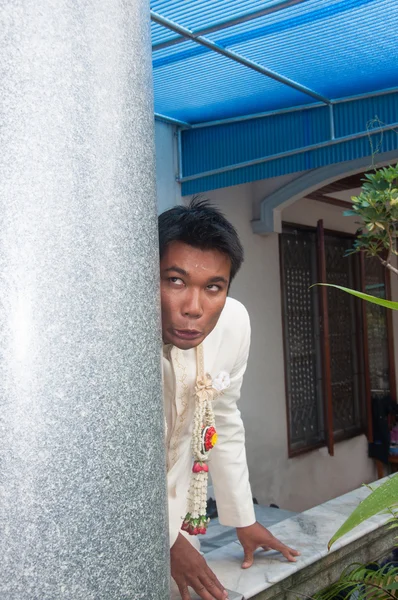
[328,476,398,549]
[312,563,398,600]
[314,283,398,311]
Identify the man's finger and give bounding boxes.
[177,582,192,600]
[198,574,229,600]
[206,567,228,596]
[241,548,254,569]
[270,537,297,556]
[191,578,225,600]
[279,545,300,562]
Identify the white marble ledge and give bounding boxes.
[170,476,394,600]
[170,580,243,600]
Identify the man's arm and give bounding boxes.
[208,305,255,528]
[209,305,299,568]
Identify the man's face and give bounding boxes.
[160,241,231,350]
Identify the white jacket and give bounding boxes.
[163,297,256,547]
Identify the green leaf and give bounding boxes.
[313,284,398,310]
[313,562,398,599]
[385,583,398,590]
[343,210,358,216]
[328,475,398,549]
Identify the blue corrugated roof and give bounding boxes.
[150,1,398,194]
[180,95,398,194]
[151,0,398,124]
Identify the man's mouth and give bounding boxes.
[173,329,203,341]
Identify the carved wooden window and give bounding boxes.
[324,236,363,438]
[280,223,375,456]
[364,257,390,396]
[280,231,325,452]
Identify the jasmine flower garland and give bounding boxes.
[181,344,218,536]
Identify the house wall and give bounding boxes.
[154,124,398,511]
[204,181,379,512]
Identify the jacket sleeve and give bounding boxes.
[208,307,256,528]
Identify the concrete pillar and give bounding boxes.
[0,1,169,598]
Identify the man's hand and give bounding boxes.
[236,522,300,569]
[171,533,229,599]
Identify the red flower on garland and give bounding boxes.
[181,513,209,536]
[203,426,218,452]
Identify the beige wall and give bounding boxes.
[205,181,378,512]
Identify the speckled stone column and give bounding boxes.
[0,1,169,598]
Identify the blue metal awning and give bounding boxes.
[150,0,398,195]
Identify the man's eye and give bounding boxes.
[169,277,184,286]
[207,284,221,292]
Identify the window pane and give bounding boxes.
[325,236,363,436]
[364,257,390,395]
[281,231,325,451]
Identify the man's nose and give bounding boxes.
[182,289,203,318]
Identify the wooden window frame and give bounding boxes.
[360,252,373,442]
[385,269,397,404]
[279,228,325,457]
[317,220,334,456]
[280,221,395,458]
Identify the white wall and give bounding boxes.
[204,182,377,512]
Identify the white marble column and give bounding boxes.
[0,1,169,597]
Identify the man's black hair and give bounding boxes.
[158,198,244,282]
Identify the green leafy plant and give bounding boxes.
[344,163,398,276]
[306,474,398,599]
[313,562,398,600]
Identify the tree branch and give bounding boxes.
[381,260,398,276]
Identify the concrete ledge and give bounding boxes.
[252,522,395,600]
[170,477,395,599]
